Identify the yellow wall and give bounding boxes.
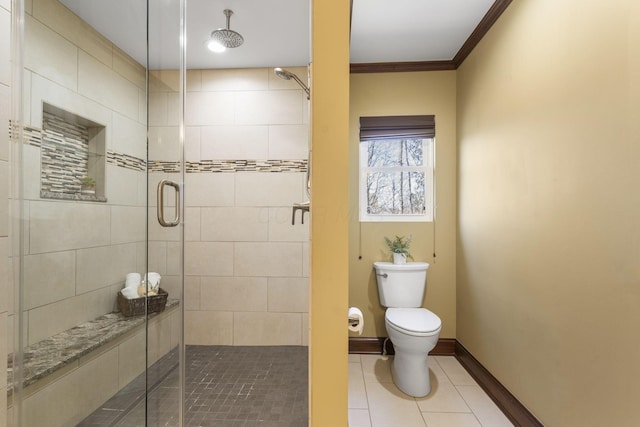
[309,0,350,425]
[456,0,640,425]
[349,72,457,338]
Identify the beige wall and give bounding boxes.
[457,0,640,425]
[349,71,457,338]
[149,67,311,346]
[15,0,148,348]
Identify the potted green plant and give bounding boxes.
[384,235,414,264]
[80,177,96,195]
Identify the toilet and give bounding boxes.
[374,261,442,397]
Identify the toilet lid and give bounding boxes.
[386,308,442,334]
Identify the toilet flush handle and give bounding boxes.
[377,273,388,278]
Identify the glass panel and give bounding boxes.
[146,0,185,424]
[366,171,426,215]
[366,139,424,167]
[11,0,185,425]
[10,0,314,423]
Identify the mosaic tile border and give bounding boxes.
[18,125,307,174]
[107,151,146,171]
[23,124,43,147]
[21,125,147,172]
[148,160,181,173]
[148,159,308,173]
[185,159,308,173]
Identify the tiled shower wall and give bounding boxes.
[148,68,310,346]
[0,1,310,421]
[10,0,309,378]
[1,0,11,420]
[15,0,150,352]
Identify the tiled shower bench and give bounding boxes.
[6,300,179,426]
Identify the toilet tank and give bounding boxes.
[373,262,430,308]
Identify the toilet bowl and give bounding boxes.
[374,261,442,397]
[385,307,441,397]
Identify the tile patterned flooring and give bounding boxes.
[348,354,514,427]
[80,346,308,427]
[178,346,308,427]
[82,346,512,427]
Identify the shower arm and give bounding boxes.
[290,74,310,100]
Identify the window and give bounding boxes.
[359,116,435,222]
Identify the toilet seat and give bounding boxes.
[386,308,441,336]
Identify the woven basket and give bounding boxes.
[117,288,168,317]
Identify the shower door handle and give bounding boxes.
[157,179,181,227]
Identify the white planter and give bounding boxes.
[393,253,407,264]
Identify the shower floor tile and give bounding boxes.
[80,345,308,427]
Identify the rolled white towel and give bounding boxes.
[145,272,161,290]
[125,273,141,288]
[125,281,139,288]
[121,286,139,300]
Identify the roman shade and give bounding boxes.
[359,115,435,141]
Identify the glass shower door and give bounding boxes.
[144,0,186,424]
[10,0,185,425]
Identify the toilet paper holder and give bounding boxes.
[348,307,364,335]
[348,315,360,328]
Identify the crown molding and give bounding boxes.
[452,0,512,67]
[349,60,456,74]
[350,0,512,74]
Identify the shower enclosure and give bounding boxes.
[8,0,186,424]
[7,0,311,425]
[8,0,184,426]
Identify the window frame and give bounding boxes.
[359,137,435,223]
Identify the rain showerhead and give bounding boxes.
[208,9,244,52]
[274,68,310,100]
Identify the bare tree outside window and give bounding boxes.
[360,138,433,222]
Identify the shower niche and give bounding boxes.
[40,103,107,202]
